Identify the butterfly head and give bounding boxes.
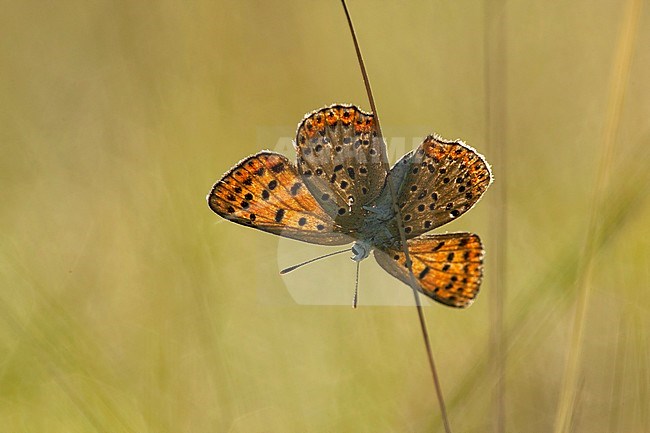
[351,240,371,262]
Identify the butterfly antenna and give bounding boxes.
[352,260,360,308]
[341,2,452,432]
[279,248,351,275]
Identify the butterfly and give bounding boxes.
[207,104,492,307]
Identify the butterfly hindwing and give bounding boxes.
[295,105,389,234]
[374,232,485,308]
[208,151,352,245]
[393,135,492,239]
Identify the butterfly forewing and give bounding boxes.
[393,135,492,239]
[374,232,485,308]
[295,105,389,233]
[208,151,352,245]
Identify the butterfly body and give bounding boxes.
[351,149,420,253]
[208,104,492,307]
[348,199,402,262]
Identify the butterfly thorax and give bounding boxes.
[350,227,398,263]
[349,201,402,262]
[348,151,415,257]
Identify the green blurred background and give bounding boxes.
[2,1,649,432]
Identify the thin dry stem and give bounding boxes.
[340,1,452,431]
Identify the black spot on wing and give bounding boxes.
[275,209,285,223]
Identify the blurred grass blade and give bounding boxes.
[484,0,508,432]
[553,0,643,431]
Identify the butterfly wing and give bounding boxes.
[374,232,485,308]
[294,105,389,234]
[390,135,492,239]
[208,151,352,245]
